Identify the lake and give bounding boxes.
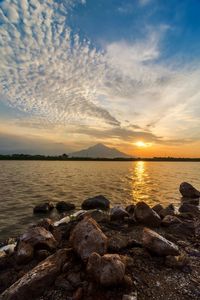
[0,160,200,241]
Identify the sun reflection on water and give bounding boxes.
[132,161,149,202]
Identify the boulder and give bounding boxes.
[110,206,129,221]
[167,221,195,238]
[162,215,182,227]
[70,217,107,261]
[87,252,126,286]
[181,197,199,205]
[19,226,57,251]
[179,182,200,198]
[81,195,110,210]
[134,202,161,227]
[125,205,135,215]
[152,204,164,214]
[179,203,199,214]
[33,202,54,214]
[36,218,54,231]
[0,249,68,300]
[142,228,179,256]
[165,254,189,269]
[56,201,75,212]
[159,204,175,219]
[16,242,34,264]
[76,209,110,223]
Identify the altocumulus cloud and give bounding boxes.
[0,0,119,126]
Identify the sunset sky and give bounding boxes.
[0,0,200,157]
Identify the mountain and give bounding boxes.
[68,143,132,159]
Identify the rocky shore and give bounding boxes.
[0,182,200,300]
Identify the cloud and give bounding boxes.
[0,0,119,127]
[139,0,153,6]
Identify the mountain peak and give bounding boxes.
[69,143,132,159]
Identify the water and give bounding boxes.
[0,161,200,241]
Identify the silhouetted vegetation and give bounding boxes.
[0,154,200,161]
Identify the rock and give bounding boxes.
[110,206,129,221]
[73,287,83,300]
[167,221,195,238]
[16,242,34,264]
[179,182,200,198]
[122,292,137,300]
[19,226,57,251]
[77,209,110,223]
[152,204,164,214]
[179,203,199,214]
[142,227,179,256]
[56,201,75,212]
[67,272,82,288]
[165,254,189,269]
[55,276,74,292]
[35,249,50,261]
[108,236,129,252]
[70,217,107,261]
[159,204,175,218]
[81,195,110,210]
[33,202,54,214]
[0,249,68,300]
[162,215,182,227]
[125,205,135,215]
[87,252,126,286]
[36,218,54,231]
[181,197,199,205]
[134,202,161,227]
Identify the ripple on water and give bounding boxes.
[0,161,200,240]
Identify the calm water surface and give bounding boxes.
[0,161,200,241]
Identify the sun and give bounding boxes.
[134,141,152,148]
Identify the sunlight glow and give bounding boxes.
[134,141,153,148]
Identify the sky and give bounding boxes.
[0,0,200,157]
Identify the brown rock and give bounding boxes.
[165,254,189,269]
[56,201,75,212]
[19,226,57,250]
[179,203,199,214]
[142,227,179,256]
[110,206,129,221]
[179,182,200,198]
[36,218,54,231]
[134,202,161,227]
[70,217,107,261]
[152,204,164,214]
[159,204,175,218]
[87,252,126,286]
[81,195,110,210]
[33,202,54,214]
[0,249,68,300]
[16,242,34,264]
[162,215,182,227]
[125,205,135,215]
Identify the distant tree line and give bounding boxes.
[0,154,200,162]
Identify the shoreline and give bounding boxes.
[0,183,200,299]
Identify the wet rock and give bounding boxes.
[16,241,34,264]
[159,204,175,218]
[152,204,164,214]
[56,201,75,212]
[73,287,83,300]
[0,249,68,300]
[33,202,54,214]
[81,195,110,210]
[179,203,199,214]
[134,202,161,227]
[125,204,135,215]
[142,227,179,256]
[70,217,107,261]
[87,252,126,286]
[162,215,182,227]
[110,206,129,221]
[108,235,141,252]
[19,226,57,251]
[179,182,200,198]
